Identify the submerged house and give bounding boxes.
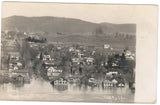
[88,77,97,87]
[50,77,68,91]
[102,78,119,88]
[51,77,68,86]
[102,80,114,88]
[116,81,125,87]
[13,75,24,82]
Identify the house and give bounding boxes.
[69,47,75,52]
[44,61,55,68]
[75,49,80,53]
[104,44,110,49]
[78,52,84,58]
[36,53,40,59]
[116,82,125,87]
[8,52,21,62]
[111,78,118,86]
[129,82,135,90]
[72,58,83,65]
[88,78,95,83]
[68,77,80,84]
[57,47,61,50]
[43,55,54,61]
[47,66,63,80]
[10,69,30,83]
[51,77,68,86]
[88,78,97,87]
[85,57,94,65]
[125,50,132,56]
[5,39,17,48]
[13,75,24,82]
[9,61,23,71]
[50,77,68,91]
[126,55,135,60]
[9,62,23,67]
[91,51,95,55]
[10,56,20,62]
[29,43,38,48]
[125,50,135,60]
[102,80,114,88]
[106,71,118,78]
[9,65,19,72]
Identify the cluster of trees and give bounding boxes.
[107,51,135,83]
[26,37,47,43]
[115,32,135,39]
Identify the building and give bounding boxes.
[9,61,23,71]
[9,52,21,62]
[111,78,118,86]
[125,50,135,60]
[72,58,83,65]
[13,75,24,82]
[51,77,68,86]
[47,66,63,80]
[104,44,110,49]
[43,55,54,61]
[116,81,125,87]
[69,47,75,52]
[50,77,68,91]
[85,57,94,65]
[102,80,114,88]
[5,40,18,51]
[78,52,84,58]
[106,71,118,78]
[11,70,30,82]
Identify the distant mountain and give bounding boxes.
[2,16,136,35]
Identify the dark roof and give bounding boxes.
[52,77,68,82]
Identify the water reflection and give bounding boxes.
[0,79,134,103]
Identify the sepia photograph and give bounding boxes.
[0,2,158,104]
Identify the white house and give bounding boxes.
[57,47,61,50]
[43,55,54,61]
[88,78,95,83]
[104,44,110,49]
[52,77,68,85]
[69,47,75,52]
[78,52,84,58]
[102,80,114,88]
[112,79,118,85]
[106,71,118,77]
[117,82,125,87]
[125,50,132,56]
[86,57,94,64]
[36,53,40,59]
[47,67,63,77]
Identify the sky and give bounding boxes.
[1,2,138,24]
[1,2,156,24]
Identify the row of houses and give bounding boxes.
[102,78,125,88]
[1,31,30,83]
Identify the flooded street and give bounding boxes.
[0,79,134,103]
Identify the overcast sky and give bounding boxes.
[1,2,155,24]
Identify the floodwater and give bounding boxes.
[0,79,134,103]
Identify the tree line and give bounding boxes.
[26,37,47,43]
